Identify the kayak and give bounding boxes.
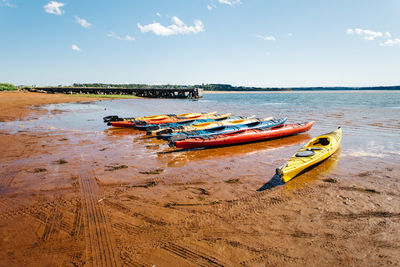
[140,119,217,132]
[137,111,217,125]
[276,126,342,183]
[170,121,314,149]
[104,112,203,123]
[137,113,231,132]
[161,118,287,141]
[104,114,169,123]
[110,112,217,128]
[153,115,259,136]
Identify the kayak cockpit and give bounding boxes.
[310,137,330,147]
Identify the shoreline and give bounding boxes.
[0,91,104,122]
[0,91,137,122]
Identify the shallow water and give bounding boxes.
[1,91,400,190]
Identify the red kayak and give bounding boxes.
[170,121,315,149]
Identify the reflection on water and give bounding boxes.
[159,134,312,167]
[105,127,143,136]
[256,148,341,191]
[284,148,341,191]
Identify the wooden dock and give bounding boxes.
[28,87,203,99]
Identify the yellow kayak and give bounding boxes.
[146,113,232,135]
[185,117,265,131]
[176,112,217,118]
[276,127,342,183]
[104,112,216,123]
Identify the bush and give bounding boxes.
[0,83,18,91]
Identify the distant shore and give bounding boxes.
[203,90,400,94]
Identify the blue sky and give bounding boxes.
[1,0,400,87]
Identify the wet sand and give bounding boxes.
[1,91,399,266]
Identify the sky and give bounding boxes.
[1,0,400,87]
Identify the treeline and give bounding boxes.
[72,83,400,91]
[0,83,18,91]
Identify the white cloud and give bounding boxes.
[2,0,17,8]
[156,12,161,17]
[207,4,214,10]
[44,1,65,15]
[288,32,293,37]
[347,27,400,47]
[137,16,204,36]
[107,32,135,41]
[379,38,400,47]
[75,16,91,28]
[346,28,383,41]
[71,44,81,52]
[218,0,241,6]
[257,34,276,41]
[75,16,92,28]
[346,29,354,35]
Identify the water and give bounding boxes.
[1,91,400,188]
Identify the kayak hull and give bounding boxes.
[161,118,286,141]
[139,113,231,132]
[171,121,314,149]
[276,127,342,183]
[155,116,267,136]
[138,112,217,125]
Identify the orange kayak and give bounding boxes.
[111,112,219,128]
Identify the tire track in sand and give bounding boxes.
[79,175,120,267]
[39,203,63,242]
[162,242,224,267]
[70,200,84,238]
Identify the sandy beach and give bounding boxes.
[0,91,399,266]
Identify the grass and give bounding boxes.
[33,168,47,173]
[139,168,164,175]
[105,165,128,171]
[132,181,158,188]
[164,201,220,208]
[225,178,240,184]
[53,159,68,164]
[0,83,18,91]
[198,188,210,195]
[356,188,380,194]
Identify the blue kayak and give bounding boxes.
[136,118,217,131]
[160,118,287,141]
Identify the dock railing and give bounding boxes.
[28,87,202,99]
